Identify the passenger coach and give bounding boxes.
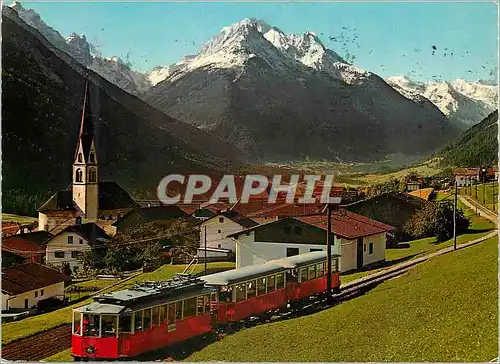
[71,275,217,360]
[200,251,341,324]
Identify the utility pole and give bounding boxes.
[204,225,207,275]
[475,183,478,200]
[493,183,496,212]
[483,183,486,205]
[453,180,457,251]
[326,203,332,297]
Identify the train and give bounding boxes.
[71,251,341,360]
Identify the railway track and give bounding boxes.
[1,324,71,361]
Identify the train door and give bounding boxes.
[357,238,364,269]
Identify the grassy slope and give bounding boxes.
[1,213,38,224]
[2,262,234,345]
[188,237,498,362]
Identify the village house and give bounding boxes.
[1,263,69,312]
[37,85,138,237]
[405,174,424,192]
[2,231,53,267]
[453,167,481,187]
[2,221,38,238]
[45,222,111,273]
[198,210,259,253]
[228,210,395,273]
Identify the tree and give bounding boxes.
[404,201,470,241]
[104,218,199,271]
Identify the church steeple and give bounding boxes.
[72,81,99,221]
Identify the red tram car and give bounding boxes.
[71,251,341,360]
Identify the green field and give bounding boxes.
[2,213,37,224]
[3,262,234,346]
[188,237,498,362]
[66,278,120,302]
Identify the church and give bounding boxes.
[38,83,138,236]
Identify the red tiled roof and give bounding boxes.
[2,263,70,295]
[2,222,20,236]
[2,231,53,256]
[453,168,480,176]
[297,210,395,239]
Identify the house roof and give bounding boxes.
[113,205,190,227]
[53,223,110,245]
[2,263,70,295]
[200,210,259,228]
[228,209,395,240]
[2,231,53,256]
[38,181,138,213]
[453,168,480,176]
[2,222,20,236]
[298,210,395,239]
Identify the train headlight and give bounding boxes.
[86,346,95,354]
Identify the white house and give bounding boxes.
[228,210,394,273]
[453,168,481,187]
[1,263,69,311]
[199,211,259,253]
[45,222,111,273]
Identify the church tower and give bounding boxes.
[72,82,99,221]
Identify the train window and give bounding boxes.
[235,284,246,302]
[152,306,160,326]
[219,286,233,302]
[175,301,183,321]
[167,303,175,324]
[197,296,205,315]
[300,268,308,282]
[257,278,267,295]
[143,308,152,330]
[119,312,132,333]
[246,281,256,299]
[308,265,316,280]
[287,269,298,283]
[267,275,276,292]
[101,315,117,337]
[204,294,211,312]
[73,311,82,335]
[82,314,100,337]
[317,263,325,277]
[184,297,197,318]
[134,311,143,331]
[276,273,285,289]
[159,305,166,323]
[211,293,217,303]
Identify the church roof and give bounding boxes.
[38,181,138,213]
[74,82,95,163]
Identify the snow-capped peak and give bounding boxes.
[386,75,498,127]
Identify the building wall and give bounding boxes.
[236,231,341,268]
[455,175,479,187]
[46,232,90,272]
[200,218,246,252]
[236,231,385,272]
[2,282,65,310]
[38,214,77,234]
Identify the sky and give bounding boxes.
[23,1,499,83]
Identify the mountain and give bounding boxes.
[1,7,248,215]
[386,76,498,129]
[144,18,457,162]
[439,109,498,167]
[9,1,150,95]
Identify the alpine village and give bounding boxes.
[1,2,498,362]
